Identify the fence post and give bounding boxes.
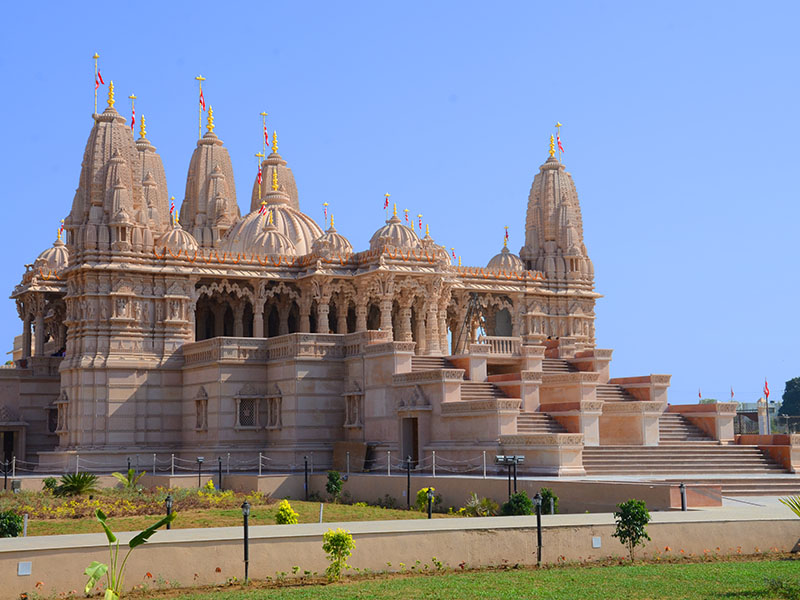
[171,454,175,477]
[346,451,350,478]
[136,454,140,473]
[258,453,262,477]
[482,451,486,479]
[310,452,314,474]
[75,454,80,475]
[227,452,231,475]
[153,453,156,475]
[11,457,15,478]
[387,450,391,476]
[432,451,436,478]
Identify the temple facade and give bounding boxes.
[2,87,687,476]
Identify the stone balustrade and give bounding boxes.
[478,335,521,356]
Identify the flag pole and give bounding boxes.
[128,94,136,133]
[260,111,268,157]
[555,122,563,163]
[255,152,265,201]
[93,53,99,114]
[323,202,329,227]
[195,75,206,139]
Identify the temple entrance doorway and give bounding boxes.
[401,417,419,466]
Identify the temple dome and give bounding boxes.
[312,220,353,256]
[487,245,525,272]
[35,238,69,273]
[251,222,297,257]
[369,212,421,251]
[155,223,199,255]
[222,188,323,256]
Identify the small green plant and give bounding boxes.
[204,479,215,492]
[612,499,651,561]
[42,477,58,492]
[322,528,355,582]
[463,492,499,517]
[780,496,800,517]
[766,577,800,600]
[501,491,533,516]
[55,472,99,497]
[326,470,343,503]
[539,487,559,515]
[111,468,146,490]
[0,510,23,537]
[275,499,299,524]
[354,501,368,507]
[84,508,176,600]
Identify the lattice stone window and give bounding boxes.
[236,397,259,429]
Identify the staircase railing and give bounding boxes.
[478,335,521,356]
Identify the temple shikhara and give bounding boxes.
[6,77,785,485]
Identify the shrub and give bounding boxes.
[539,487,559,515]
[275,499,299,524]
[463,492,499,517]
[612,499,651,561]
[0,511,23,537]
[501,491,533,516]
[766,577,800,600]
[326,471,343,503]
[111,468,145,490]
[322,528,355,582]
[415,487,436,512]
[42,477,58,492]
[55,472,99,497]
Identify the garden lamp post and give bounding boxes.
[197,456,204,488]
[304,455,309,501]
[426,487,433,519]
[533,492,543,566]
[406,456,413,510]
[242,500,251,582]
[165,494,173,529]
[127,457,131,472]
[218,456,223,491]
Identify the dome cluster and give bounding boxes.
[156,223,200,255]
[487,245,525,272]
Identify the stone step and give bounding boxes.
[411,356,454,372]
[596,384,637,402]
[460,381,507,399]
[542,359,577,373]
[656,413,713,442]
[517,412,568,434]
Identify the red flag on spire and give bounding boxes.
[418,215,423,230]
[257,164,262,188]
[764,379,770,400]
[730,386,734,400]
[259,202,267,216]
[383,196,389,209]
[505,229,509,242]
[452,249,456,259]
[557,133,564,154]
[264,125,269,147]
[95,71,104,91]
[170,200,175,215]
[130,105,135,131]
[698,388,702,400]
[199,88,206,112]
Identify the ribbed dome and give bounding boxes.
[251,222,296,257]
[35,238,69,273]
[369,213,421,251]
[313,220,353,256]
[487,246,525,272]
[156,223,199,254]
[222,189,324,256]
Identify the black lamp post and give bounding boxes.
[533,492,543,566]
[426,487,433,519]
[218,456,223,491]
[127,457,131,472]
[242,500,251,582]
[197,456,205,488]
[406,456,413,510]
[165,494,173,529]
[3,460,7,491]
[303,455,309,501]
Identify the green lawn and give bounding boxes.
[131,559,800,600]
[27,500,453,536]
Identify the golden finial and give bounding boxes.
[272,166,279,191]
[425,223,430,236]
[330,214,335,228]
[260,111,268,118]
[555,121,563,128]
[140,115,146,139]
[504,225,508,247]
[268,210,274,226]
[108,80,115,108]
[93,52,99,60]
[458,256,462,267]
[272,130,278,153]
[393,203,397,217]
[58,219,64,241]
[206,106,215,133]
[549,134,555,158]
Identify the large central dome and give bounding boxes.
[222,188,323,257]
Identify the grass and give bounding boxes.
[26,500,453,536]
[124,559,800,600]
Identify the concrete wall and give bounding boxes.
[0,510,796,600]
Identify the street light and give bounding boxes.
[405,456,413,510]
[303,456,309,501]
[426,487,434,519]
[495,455,525,500]
[165,495,173,530]
[241,501,251,583]
[533,492,543,566]
[197,456,205,488]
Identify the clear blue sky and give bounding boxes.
[1,1,797,404]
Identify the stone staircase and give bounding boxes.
[582,444,784,476]
[659,413,718,444]
[460,381,508,400]
[411,356,454,371]
[542,358,578,373]
[596,383,638,402]
[517,412,568,434]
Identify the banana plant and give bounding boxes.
[84,508,176,599]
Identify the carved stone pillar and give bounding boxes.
[212,303,225,337]
[298,298,311,333]
[34,306,45,356]
[438,308,448,355]
[336,302,348,335]
[485,308,497,338]
[398,305,413,342]
[415,303,427,355]
[425,300,440,355]
[316,301,330,333]
[253,301,265,338]
[355,300,367,332]
[379,297,393,335]
[233,301,244,337]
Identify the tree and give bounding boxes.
[779,378,800,416]
[612,499,651,562]
[326,470,343,503]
